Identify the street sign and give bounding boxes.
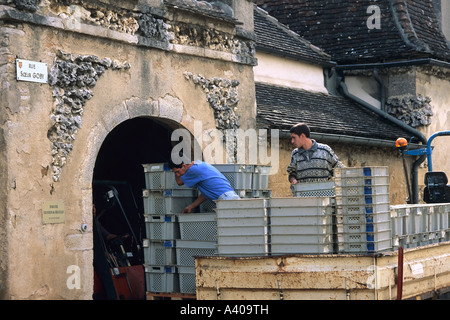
[16,59,48,84]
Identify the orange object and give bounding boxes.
[110,265,145,300]
[395,137,408,148]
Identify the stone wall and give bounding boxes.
[0,0,256,299]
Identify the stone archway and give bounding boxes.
[71,96,191,296]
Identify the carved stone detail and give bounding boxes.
[183,71,240,130]
[386,94,433,127]
[172,22,255,57]
[47,50,130,181]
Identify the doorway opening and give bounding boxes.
[91,117,188,300]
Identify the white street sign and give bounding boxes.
[16,59,48,84]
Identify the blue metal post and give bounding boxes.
[425,131,450,172]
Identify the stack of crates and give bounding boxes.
[390,203,450,249]
[199,164,271,213]
[215,198,269,256]
[142,163,195,294]
[270,197,335,254]
[334,167,392,253]
[142,163,219,295]
[176,213,217,294]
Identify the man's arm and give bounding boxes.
[182,194,207,214]
[287,152,298,184]
[174,173,184,186]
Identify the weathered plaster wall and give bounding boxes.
[385,66,450,194]
[0,0,256,299]
[415,68,450,182]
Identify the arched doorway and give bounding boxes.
[91,116,191,300]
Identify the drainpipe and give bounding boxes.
[338,80,427,204]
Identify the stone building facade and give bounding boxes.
[256,0,450,204]
[0,0,256,299]
[2,0,449,300]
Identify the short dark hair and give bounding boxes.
[168,160,184,169]
[290,123,310,138]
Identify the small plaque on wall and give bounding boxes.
[42,200,65,224]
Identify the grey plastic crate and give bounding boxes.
[336,230,392,253]
[252,165,271,190]
[214,164,254,190]
[143,163,189,190]
[336,202,390,215]
[334,175,389,188]
[390,214,406,239]
[145,265,179,293]
[336,211,390,226]
[216,198,269,256]
[178,266,196,294]
[142,238,176,266]
[199,199,216,213]
[142,189,197,214]
[334,166,389,179]
[336,238,392,253]
[335,219,391,234]
[291,181,335,197]
[271,242,334,254]
[335,193,390,206]
[391,205,433,235]
[216,242,269,256]
[270,197,334,216]
[270,197,334,254]
[145,214,179,241]
[238,189,272,199]
[177,213,217,241]
[176,240,217,267]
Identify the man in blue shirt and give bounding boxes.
[169,160,240,213]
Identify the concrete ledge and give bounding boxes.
[0,5,256,66]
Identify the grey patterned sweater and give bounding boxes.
[287,140,344,183]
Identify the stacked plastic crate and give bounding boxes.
[334,167,392,253]
[390,203,450,249]
[215,198,269,257]
[142,163,219,295]
[291,181,336,197]
[176,213,217,293]
[142,163,196,294]
[199,164,271,212]
[270,197,335,254]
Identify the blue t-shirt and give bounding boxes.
[181,161,234,201]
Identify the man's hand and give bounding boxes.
[182,205,194,214]
[290,178,298,185]
[181,194,207,214]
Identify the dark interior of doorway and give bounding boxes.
[92,117,177,300]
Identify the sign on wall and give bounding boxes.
[42,200,65,224]
[16,59,48,84]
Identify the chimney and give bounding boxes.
[212,0,254,33]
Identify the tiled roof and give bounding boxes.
[254,6,333,65]
[255,0,450,63]
[255,82,413,141]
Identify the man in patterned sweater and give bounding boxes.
[287,123,344,185]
